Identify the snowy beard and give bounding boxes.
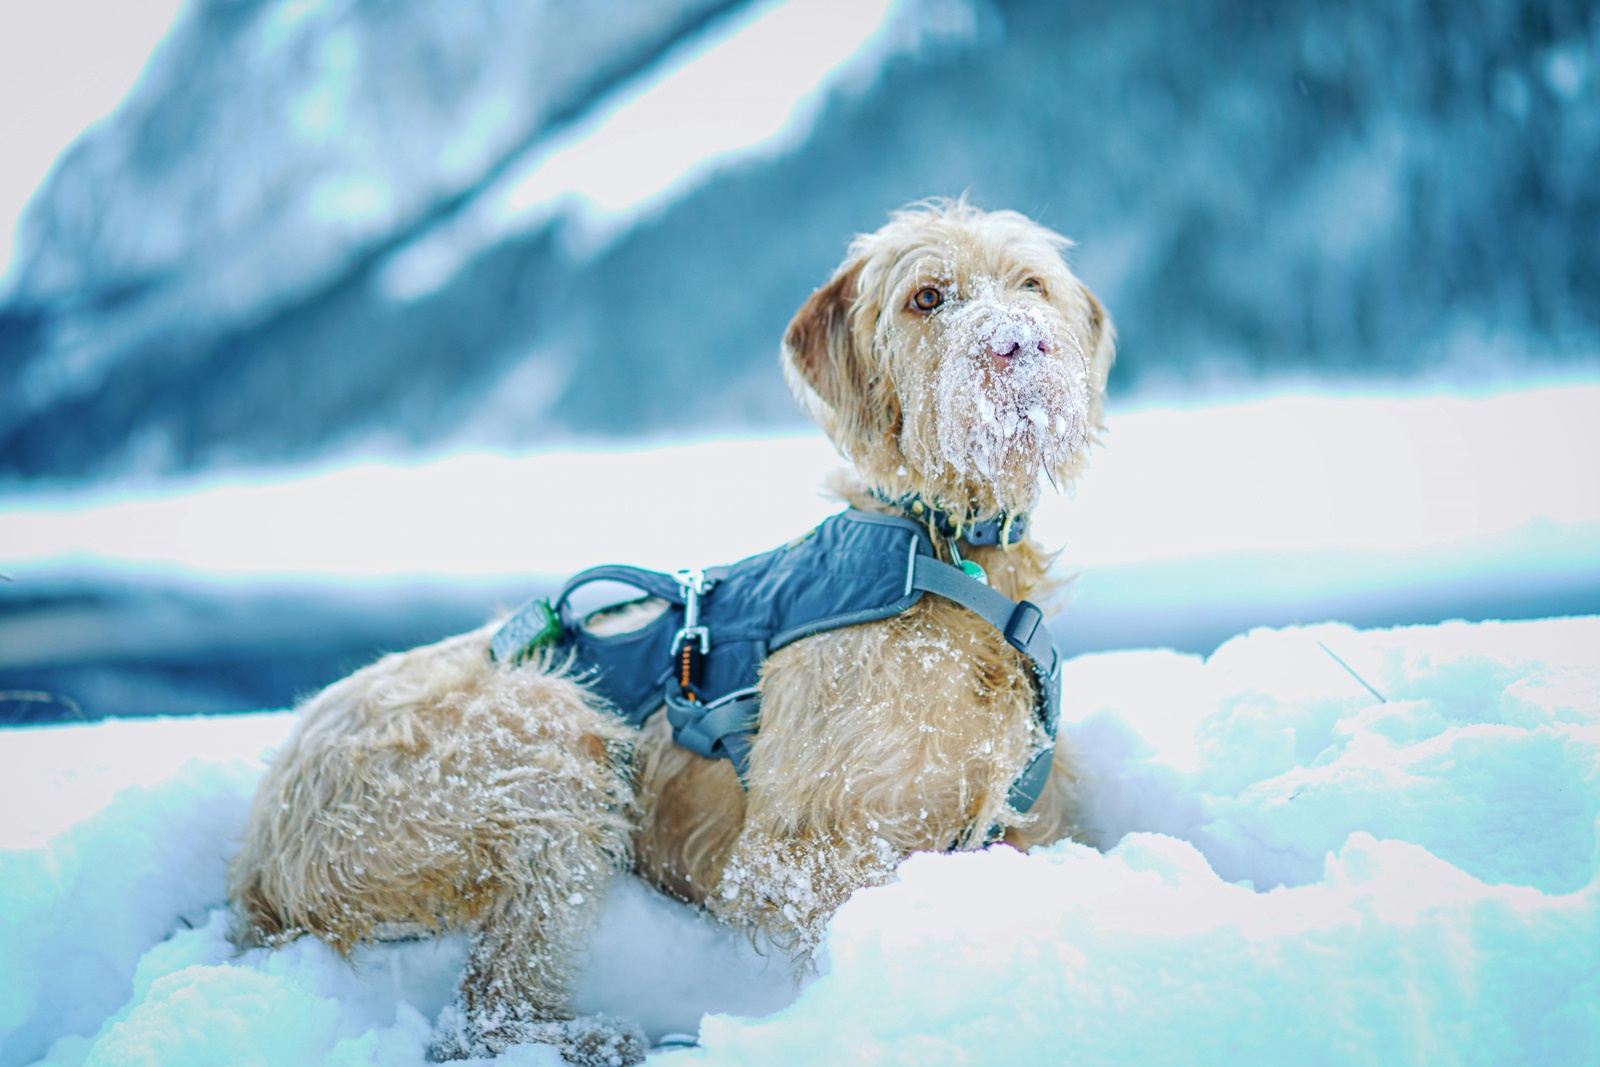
[901,300,1090,513]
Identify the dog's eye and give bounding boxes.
[912,287,943,312]
[1021,277,1045,295]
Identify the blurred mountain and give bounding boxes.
[1,0,1596,481]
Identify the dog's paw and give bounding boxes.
[427,1005,645,1065]
[549,1016,648,1067]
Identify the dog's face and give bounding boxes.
[783,201,1114,520]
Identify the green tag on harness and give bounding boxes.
[959,559,988,585]
[503,598,561,665]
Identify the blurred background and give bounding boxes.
[2,0,1597,723]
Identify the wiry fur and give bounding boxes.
[783,199,1113,522]
[229,199,1114,1062]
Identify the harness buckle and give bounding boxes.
[1004,600,1043,651]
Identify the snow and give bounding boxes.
[0,0,185,287]
[2,614,1597,1065]
[1,384,1592,577]
[1,385,1595,1052]
[7,0,756,417]
[0,714,794,1067]
[924,293,1088,485]
[485,0,898,239]
[378,0,966,300]
[1,385,1594,644]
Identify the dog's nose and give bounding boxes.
[984,313,1053,361]
[989,336,1053,360]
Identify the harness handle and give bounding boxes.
[490,565,684,667]
[553,565,686,618]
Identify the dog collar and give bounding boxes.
[877,493,1029,547]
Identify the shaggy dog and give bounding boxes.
[229,199,1115,1064]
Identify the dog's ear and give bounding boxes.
[1079,282,1116,429]
[781,259,871,434]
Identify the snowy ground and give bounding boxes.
[2,382,1598,1062]
[2,613,1597,1066]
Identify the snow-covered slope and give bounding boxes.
[2,614,1596,1065]
[4,0,1595,480]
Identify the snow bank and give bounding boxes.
[5,384,1596,582]
[4,384,1594,664]
[2,615,1597,1065]
[381,0,944,297]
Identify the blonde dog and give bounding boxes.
[229,199,1114,1064]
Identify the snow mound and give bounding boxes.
[3,616,1597,1066]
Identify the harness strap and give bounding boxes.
[909,556,1059,678]
[909,553,1061,824]
[1005,746,1056,820]
[665,687,760,773]
[490,520,1063,826]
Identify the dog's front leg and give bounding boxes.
[429,893,646,1065]
[710,820,902,954]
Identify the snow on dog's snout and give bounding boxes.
[976,305,1054,361]
[928,287,1090,487]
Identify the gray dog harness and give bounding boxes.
[491,508,1061,817]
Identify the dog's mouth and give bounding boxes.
[913,302,1090,490]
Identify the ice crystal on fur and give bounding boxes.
[713,828,901,953]
[429,1005,646,1064]
[920,289,1091,496]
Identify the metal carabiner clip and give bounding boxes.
[672,567,714,654]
